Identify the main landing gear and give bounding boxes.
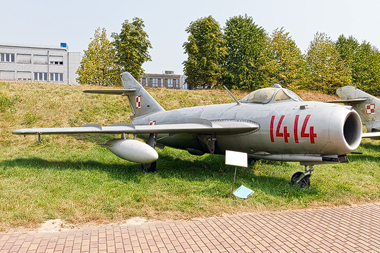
[141,133,157,173]
[141,161,157,173]
[291,165,314,188]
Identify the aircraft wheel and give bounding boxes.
[291,172,303,184]
[298,176,310,188]
[141,161,157,173]
[291,172,310,188]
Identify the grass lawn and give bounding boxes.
[0,81,379,231]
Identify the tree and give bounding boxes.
[336,35,380,95]
[183,16,227,89]
[112,17,152,80]
[335,35,359,68]
[305,32,351,94]
[263,27,306,90]
[354,42,380,94]
[77,28,120,86]
[222,14,268,90]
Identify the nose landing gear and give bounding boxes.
[291,165,314,188]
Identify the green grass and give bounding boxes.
[0,81,379,230]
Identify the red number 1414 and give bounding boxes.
[270,114,317,144]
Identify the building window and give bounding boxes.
[49,56,63,65]
[34,72,48,81]
[17,54,31,64]
[0,53,15,63]
[174,79,178,88]
[33,55,48,64]
[152,78,158,87]
[161,78,164,87]
[0,71,15,80]
[50,73,63,82]
[18,72,32,80]
[167,79,173,88]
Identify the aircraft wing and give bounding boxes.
[362,132,380,139]
[325,98,367,104]
[13,120,259,136]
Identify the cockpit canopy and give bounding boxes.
[240,84,303,104]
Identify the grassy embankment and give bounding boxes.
[0,81,379,231]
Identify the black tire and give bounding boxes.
[291,171,303,185]
[141,161,157,173]
[291,172,311,188]
[299,175,311,188]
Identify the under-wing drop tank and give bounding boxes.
[105,139,158,164]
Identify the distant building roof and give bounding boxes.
[0,42,68,51]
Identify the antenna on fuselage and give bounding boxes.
[223,86,241,105]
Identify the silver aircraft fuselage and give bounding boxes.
[133,101,361,163]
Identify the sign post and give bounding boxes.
[232,166,237,192]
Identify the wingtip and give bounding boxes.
[12,129,29,135]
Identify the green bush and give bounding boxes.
[0,92,19,112]
[24,110,40,124]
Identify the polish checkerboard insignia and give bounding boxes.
[135,95,142,109]
[149,120,156,125]
[366,103,375,114]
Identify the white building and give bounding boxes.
[140,70,191,89]
[0,43,81,85]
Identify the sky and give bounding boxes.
[1,0,380,75]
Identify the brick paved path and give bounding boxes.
[0,202,379,253]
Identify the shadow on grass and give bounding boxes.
[355,141,380,155]
[0,157,142,181]
[154,152,318,197]
[48,135,320,196]
[348,143,380,163]
[0,151,318,198]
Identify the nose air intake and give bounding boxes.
[343,111,362,150]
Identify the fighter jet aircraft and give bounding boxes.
[13,72,364,187]
[329,86,380,139]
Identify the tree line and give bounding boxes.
[77,15,380,95]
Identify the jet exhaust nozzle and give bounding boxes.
[106,139,158,164]
[321,108,362,155]
[343,111,362,151]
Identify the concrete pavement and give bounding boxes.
[0,202,379,253]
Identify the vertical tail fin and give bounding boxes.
[121,72,165,118]
[337,86,380,132]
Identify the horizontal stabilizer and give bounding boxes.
[325,98,367,104]
[83,72,165,118]
[83,89,136,95]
